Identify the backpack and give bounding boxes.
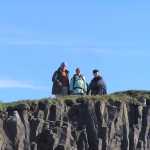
[72,74,85,90]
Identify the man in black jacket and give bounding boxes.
[88,69,107,95]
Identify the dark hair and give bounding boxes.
[76,68,80,71]
[93,69,99,74]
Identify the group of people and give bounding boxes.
[52,62,107,97]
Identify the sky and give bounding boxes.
[0,1,150,102]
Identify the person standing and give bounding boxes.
[88,69,107,95]
[52,62,69,96]
[70,68,87,95]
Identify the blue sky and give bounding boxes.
[0,1,150,102]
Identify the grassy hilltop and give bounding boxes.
[0,90,150,111]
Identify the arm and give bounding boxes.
[102,80,107,94]
[69,78,74,94]
[99,79,107,94]
[99,79,107,89]
[82,76,88,93]
[87,81,91,95]
[52,71,57,82]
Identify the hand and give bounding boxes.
[57,81,62,86]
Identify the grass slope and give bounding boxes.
[0,90,150,111]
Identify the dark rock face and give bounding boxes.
[0,97,150,150]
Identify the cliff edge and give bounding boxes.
[0,90,150,150]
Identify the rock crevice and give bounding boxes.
[0,93,150,150]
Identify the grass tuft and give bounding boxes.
[0,90,149,111]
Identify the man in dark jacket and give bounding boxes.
[88,69,107,95]
[52,62,69,96]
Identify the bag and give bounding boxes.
[72,75,84,90]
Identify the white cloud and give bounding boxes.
[0,79,49,90]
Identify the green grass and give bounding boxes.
[0,103,6,111]
[0,90,149,111]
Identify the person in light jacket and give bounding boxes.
[70,68,87,95]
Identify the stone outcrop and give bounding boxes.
[0,91,150,150]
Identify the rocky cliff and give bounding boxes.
[0,90,150,150]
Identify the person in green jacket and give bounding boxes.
[70,68,87,95]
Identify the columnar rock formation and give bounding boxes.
[0,91,150,150]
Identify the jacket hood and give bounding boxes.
[58,68,69,74]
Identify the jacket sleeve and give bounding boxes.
[101,79,107,89]
[87,81,91,94]
[83,76,87,92]
[99,79,107,94]
[52,71,57,82]
[69,77,73,92]
[103,80,107,94]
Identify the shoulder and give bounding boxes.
[91,78,95,83]
[98,78,105,84]
[80,75,86,80]
[71,74,76,80]
[73,74,77,78]
[54,68,60,74]
[53,70,58,76]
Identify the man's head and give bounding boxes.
[76,68,81,75]
[93,69,99,77]
[60,62,67,70]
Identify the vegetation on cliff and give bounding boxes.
[0,90,150,111]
